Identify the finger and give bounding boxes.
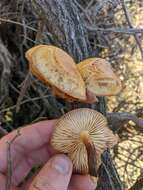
[69,175,97,190]
[22,172,39,190]
[0,120,56,173]
[12,145,52,185]
[29,154,72,190]
[0,173,20,190]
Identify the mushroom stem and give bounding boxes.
[80,130,98,177]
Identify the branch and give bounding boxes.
[0,17,52,38]
[120,0,143,62]
[107,112,143,132]
[87,26,143,34]
[16,72,31,113]
[0,17,38,32]
[0,95,52,114]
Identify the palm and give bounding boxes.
[0,120,96,190]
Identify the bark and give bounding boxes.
[0,38,13,107]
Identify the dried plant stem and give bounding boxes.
[0,17,37,32]
[86,0,94,10]
[9,82,40,110]
[5,130,21,190]
[0,17,51,37]
[16,71,31,112]
[87,26,143,34]
[0,95,52,114]
[107,112,143,132]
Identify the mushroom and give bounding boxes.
[51,108,118,176]
[25,46,122,103]
[77,58,122,101]
[25,45,86,102]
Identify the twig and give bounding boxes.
[73,0,92,23]
[120,0,143,61]
[0,95,52,114]
[107,112,143,132]
[0,17,52,38]
[0,17,38,32]
[9,82,40,110]
[16,72,31,113]
[86,0,94,10]
[5,130,21,190]
[87,26,143,34]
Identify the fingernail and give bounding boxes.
[90,176,98,186]
[51,155,70,175]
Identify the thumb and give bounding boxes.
[28,154,73,190]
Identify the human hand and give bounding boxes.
[0,120,97,190]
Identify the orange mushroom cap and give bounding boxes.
[25,45,86,101]
[77,58,122,100]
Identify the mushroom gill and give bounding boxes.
[51,108,118,175]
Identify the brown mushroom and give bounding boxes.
[77,58,122,100]
[25,46,121,103]
[25,45,86,101]
[51,108,118,176]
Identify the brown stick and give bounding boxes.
[107,112,143,132]
[16,71,31,112]
[87,26,143,34]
